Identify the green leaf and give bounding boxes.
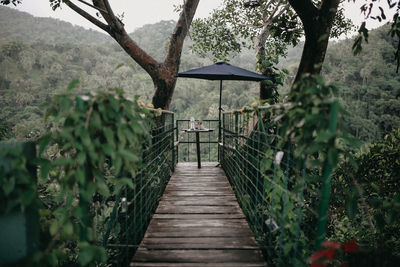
[61,97,72,111]
[315,131,334,143]
[77,152,86,165]
[346,197,358,220]
[114,63,124,71]
[66,79,79,92]
[76,168,86,185]
[118,149,139,162]
[101,143,114,158]
[115,177,135,194]
[50,220,59,236]
[78,243,95,266]
[38,133,51,155]
[63,221,74,236]
[54,157,73,166]
[97,181,110,197]
[260,157,272,173]
[114,156,122,176]
[103,127,116,148]
[39,158,52,180]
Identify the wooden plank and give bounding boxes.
[142,237,258,250]
[133,249,265,263]
[166,183,231,188]
[145,227,254,238]
[142,237,257,247]
[161,191,233,197]
[160,196,237,201]
[159,199,239,206]
[149,219,248,228]
[166,181,229,186]
[171,177,225,180]
[165,186,231,192]
[166,180,230,185]
[152,214,245,220]
[141,242,258,250]
[156,205,240,214]
[131,263,267,267]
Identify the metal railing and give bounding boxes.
[175,119,219,162]
[220,108,328,266]
[101,110,175,266]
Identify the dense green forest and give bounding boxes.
[0,6,399,143]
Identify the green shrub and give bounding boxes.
[330,128,400,265]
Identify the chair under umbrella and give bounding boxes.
[177,62,270,144]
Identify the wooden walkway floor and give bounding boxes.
[131,162,267,267]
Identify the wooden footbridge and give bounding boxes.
[1,104,337,266]
[131,162,267,266]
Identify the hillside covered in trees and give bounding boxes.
[0,6,399,143]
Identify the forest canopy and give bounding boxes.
[0,6,399,142]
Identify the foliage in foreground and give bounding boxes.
[326,128,400,266]
[257,76,399,266]
[0,142,37,214]
[33,85,151,265]
[227,75,355,266]
[264,75,354,266]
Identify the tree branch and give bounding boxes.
[165,0,200,68]
[93,0,122,31]
[288,0,318,27]
[267,3,290,25]
[265,0,284,23]
[76,0,107,14]
[89,0,160,77]
[64,0,110,33]
[238,23,264,29]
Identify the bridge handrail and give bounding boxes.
[220,102,339,266]
[101,109,175,265]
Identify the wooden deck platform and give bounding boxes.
[131,162,267,266]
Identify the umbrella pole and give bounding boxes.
[218,80,222,161]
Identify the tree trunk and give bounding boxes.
[258,62,276,101]
[255,29,276,102]
[289,0,340,84]
[64,0,200,110]
[151,72,177,110]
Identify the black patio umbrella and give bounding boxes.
[177,62,270,143]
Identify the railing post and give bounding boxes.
[315,100,339,249]
[171,113,175,172]
[176,120,179,163]
[234,112,239,150]
[221,113,225,165]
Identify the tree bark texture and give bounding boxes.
[253,1,289,102]
[289,0,340,84]
[256,47,276,101]
[66,0,200,110]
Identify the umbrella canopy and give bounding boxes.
[177,62,270,155]
[177,62,268,81]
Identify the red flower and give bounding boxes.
[309,249,336,263]
[344,239,359,253]
[341,261,349,267]
[322,241,341,250]
[311,263,326,267]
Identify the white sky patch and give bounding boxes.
[11,1,394,35]
[13,0,223,33]
[343,1,396,32]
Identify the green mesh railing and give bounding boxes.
[100,110,175,266]
[176,119,219,162]
[220,107,337,266]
